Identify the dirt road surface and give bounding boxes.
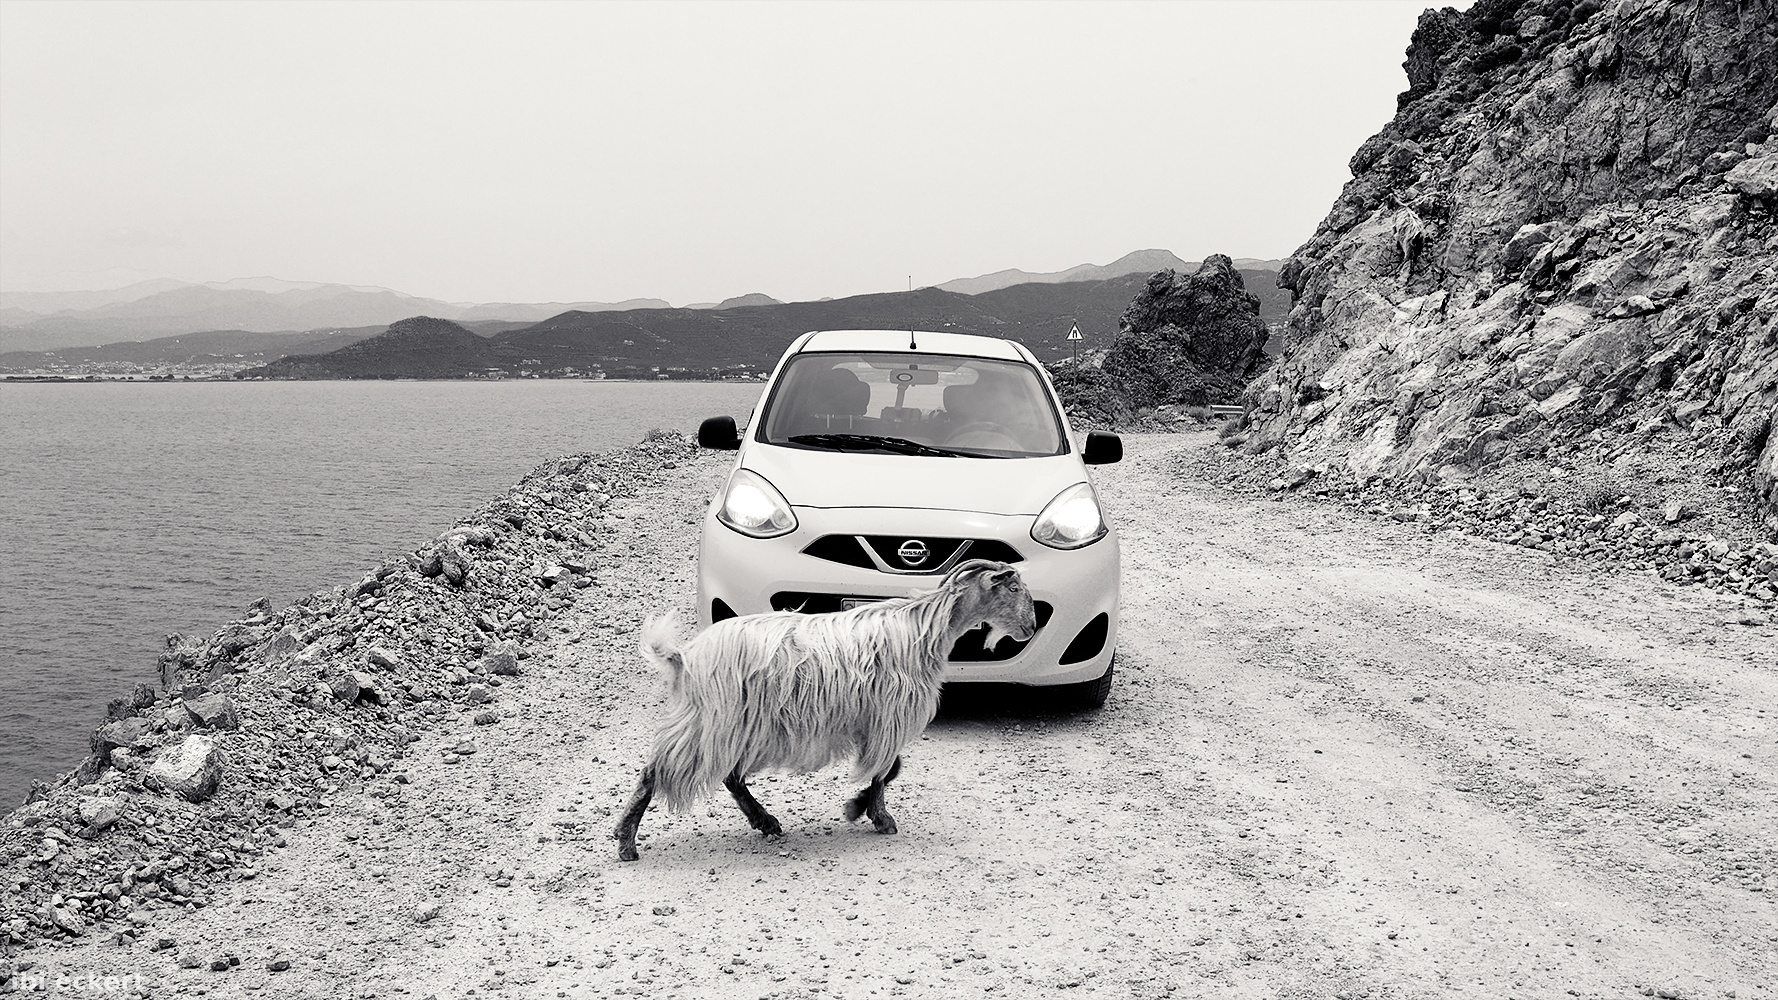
[29,433,1776,998]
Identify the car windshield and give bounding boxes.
[760,352,1066,458]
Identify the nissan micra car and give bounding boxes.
[693,329,1121,707]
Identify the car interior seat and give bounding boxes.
[798,367,869,433]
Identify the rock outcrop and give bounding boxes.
[1233,0,1778,527]
[1053,254,1270,425]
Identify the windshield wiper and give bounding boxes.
[786,433,966,458]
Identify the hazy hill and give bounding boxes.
[249,317,494,379]
[935,249,1287,295]
[0,281,673,354]
[686,293,785,310]
[236,267,1288,380]
[1,250,1286,354]
[0,278,196,315]
[0,327,386,371]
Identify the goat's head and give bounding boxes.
[941,559,1037,646]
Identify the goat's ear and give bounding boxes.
[987,567,1019,588]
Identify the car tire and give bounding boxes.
[1066,659,1114,711]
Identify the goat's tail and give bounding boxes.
[639,614,686,689]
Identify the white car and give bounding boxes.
[694,329,1122,707]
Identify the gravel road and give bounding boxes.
[25,433,1776,998]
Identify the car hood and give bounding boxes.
[741,444,1084,516]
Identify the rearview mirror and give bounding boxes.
[1083,431,1122,465]
[698,415,741,450]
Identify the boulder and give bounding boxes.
[158,632,200,690]
[1604,295,1659,320]
[328,673,362,703]
[46,906,86,936]
[1501,223,1562,274]
[350,671,384,705]
[263,628,300,662]
[209,622,267,658]
[1725,155,1778,199]
[77,796,122,836]
[93,717,151,757]
[183,693,240,730]
[440,540,472,586]
[480,649,521,676]
[146,735,225,803]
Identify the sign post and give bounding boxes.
[1067,323,1083,364]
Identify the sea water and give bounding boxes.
[0,379,762,807]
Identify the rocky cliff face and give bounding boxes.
[1235,0,1778,526]
[1053,254,1270,425]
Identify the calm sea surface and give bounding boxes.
[0,380,762,808]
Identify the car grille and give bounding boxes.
[769,593,1052,662]
[800,535,1024,574]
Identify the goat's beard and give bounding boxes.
[982,623,1011,649]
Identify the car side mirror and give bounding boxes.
[1082,431,1122,465]
[698,415,741,450]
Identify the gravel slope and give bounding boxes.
[13,432,1775,998]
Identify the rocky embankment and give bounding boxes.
[1052,254,1270,425]
[1232,0,1778,526]
[0,434,703,960]
[1194,435,1778,617]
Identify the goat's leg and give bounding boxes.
[724,769,782,837]
[613,764,657,862]
[843,755,902,835]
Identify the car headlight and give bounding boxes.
[1031,482,1107,550]
[716,469,797,538]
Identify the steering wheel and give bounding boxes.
[944,422,1021,450]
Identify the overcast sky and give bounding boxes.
[1,1,1459,305]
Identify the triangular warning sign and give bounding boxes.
[1067,324,1083,341]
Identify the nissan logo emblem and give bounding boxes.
[897,539,930,567]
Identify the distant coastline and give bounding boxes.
[1,265,1289,383]
[1,374,762,384]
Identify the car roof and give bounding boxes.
[796,329,1028,362]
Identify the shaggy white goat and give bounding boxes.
[614,558,1036,861]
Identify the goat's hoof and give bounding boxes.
[842,800,866,823]
[617,844,639,862]
[873,818,898,835]
[756,818,783,837]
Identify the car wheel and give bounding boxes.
[1066,659,1114,711]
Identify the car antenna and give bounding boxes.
[906,274,919,349]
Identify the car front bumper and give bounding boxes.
[697,503,1119,686]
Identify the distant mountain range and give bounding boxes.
[684,293,785,310]
[935,249,1286,295]
[0,250,1283,354]
[0,278,669,354]
[227,266,1289,381]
